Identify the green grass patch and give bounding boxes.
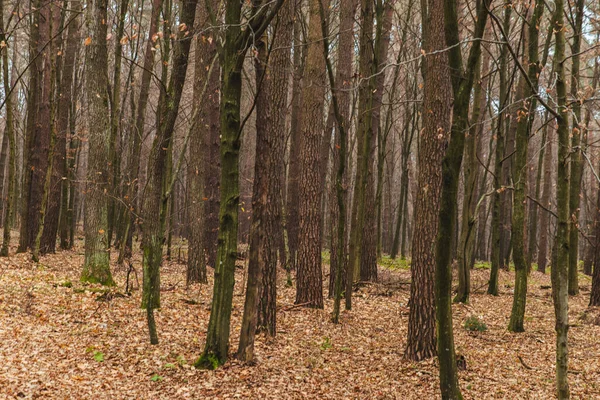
[321,250,331,265]
[379,255,410,270]
[473,261,491,270]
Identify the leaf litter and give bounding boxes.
[0,239,598,399]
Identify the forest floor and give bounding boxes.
[0,236,599,399]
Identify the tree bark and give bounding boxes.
[296,0,327,309]
[403,0,451,363]
[81,0,114,285]
[551,0,571,395]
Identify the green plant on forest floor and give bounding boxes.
[464,315,487,332]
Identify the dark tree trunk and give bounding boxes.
[257,0,294,334]
[403,0,452,362]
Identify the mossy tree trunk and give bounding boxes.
[434,0,489,397]
[508,0,544,333]
[567,0,585,296]
[551,0,570,396]
[140,0,198,344]
[196,0,284,368]
[81,0,114,286]
[488,1,511,296]
[0,0,15,257]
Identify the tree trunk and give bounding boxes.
[237,27,271,362]
[508,0,544,332]
[285,3,306,272]
[187,1,218,284]
[119,0,163,263]
[141,0,198,344]
[403,0,451,362]
[196,0,285,369]
[296,0,327,309]
[81,0,114,285]
[567,0,585,296]
[0,0,15,257]
[58,0,82,250]
[551,0,570,396]
[488,2,511,295]
[328,0,356,298]
[345,0,375,309]
[257,0,294,334]
[434,0,488,397]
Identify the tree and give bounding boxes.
[551,0,570,395]
[403,0,451,363]
[81,0,114,286]
[187,0,219,285]
[567,0,585,296]
[434,0,489,396]
[195,0,284,368]
[0,0,15,257]
[257,0,295,335]
[58,0,83,250]
[296,0,327,309]
[140,0,198,345]
[508,0,544,333]
[237,22,272,362]
[327,0,356,298]
[346,0,375,306]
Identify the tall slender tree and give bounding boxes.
[195,0,284,368]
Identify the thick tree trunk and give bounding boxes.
[187,1,218,285]
[257,0,294,334]
[81,0,114,285]
[403,0,451,362]
[296,0,327,309]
